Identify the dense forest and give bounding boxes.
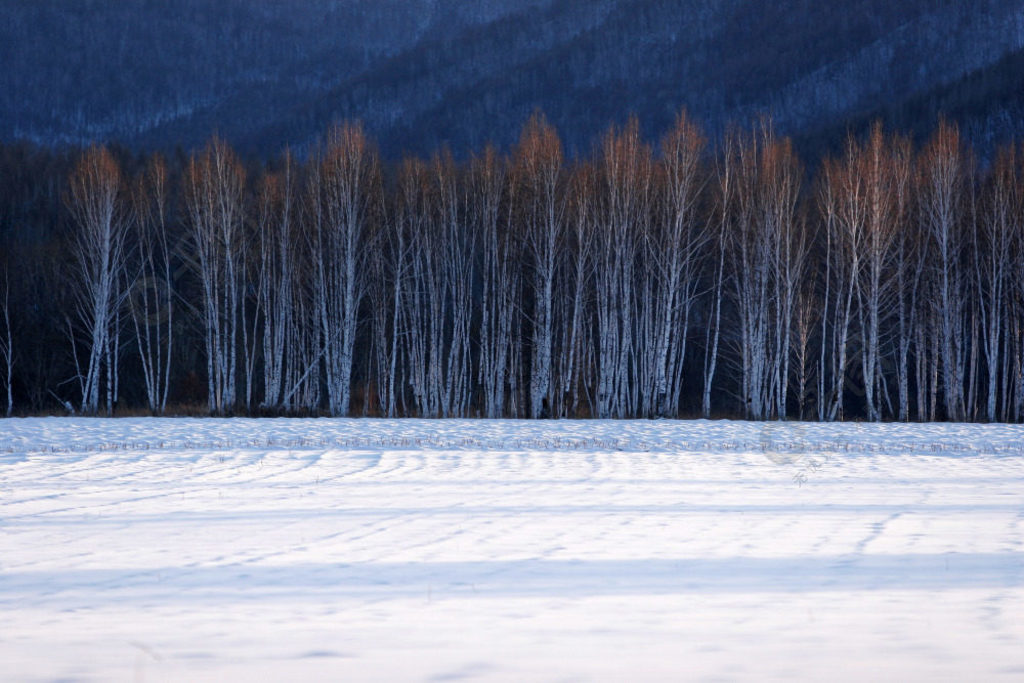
[1,113,1023,422]
[3,1,1024,158]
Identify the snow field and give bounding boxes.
[1,418,1023,681]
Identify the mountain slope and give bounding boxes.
[2,0,1023,156]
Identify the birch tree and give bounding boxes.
[824,125,909,420]
[726,128,771,419]
[644,110,707,417]
[368,164,409,418]
[893,143,925,422]
[976,145,1020,421]
[726,124,803,419]
[185,139,246,414]
[399,152,476,417]
[819,149,862,421]
[255,154,302,411]
[66,146,129,414]
[397,158,433,416]
[514,114,564,418]
[703,136,733,418]
[309,123,379,416]
[792,280,819,420]
[472,146,516,418]
[557,163,595,417]
[128,155,173,415]
[763,134,806,420]
[593,119,650,418]
[919,121,970,422]
[433,151,475,417]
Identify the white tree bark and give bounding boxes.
[128,156,173,415]
[309,124,378,417]
[649,111,707,417]
[594,120,649,418]
[185,139,245,414]
[66,146,129,415]
[975,148,1018,421]
[515,115,563,419]
[473,147,515,418]
[919,123,969,422]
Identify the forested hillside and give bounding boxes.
[0,0,550,151]
[2,1,1024,156]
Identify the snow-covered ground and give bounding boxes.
[1,418,1023,682]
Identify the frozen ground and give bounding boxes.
[1,417,1023,682]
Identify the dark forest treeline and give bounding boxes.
[1,113,1023,421]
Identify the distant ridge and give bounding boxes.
[2,0,1023,157]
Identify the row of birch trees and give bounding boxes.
[13,113,1024,421]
